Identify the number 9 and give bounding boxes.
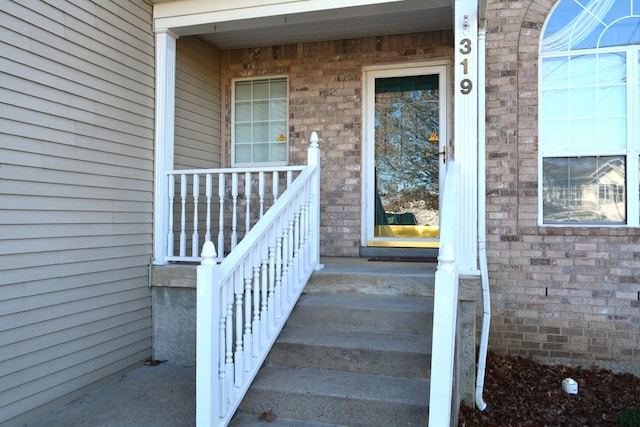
[460,79,473,94]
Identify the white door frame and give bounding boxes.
[361,61,451,248]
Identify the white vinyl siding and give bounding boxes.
[0,1,154,425]
[175,36,222,169]
[170,36,223,258]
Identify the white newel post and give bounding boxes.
[308,132,323,271]
[196,241,220,426]
[428,244,459,426]
[153,29,178,265]
[453,0,479,273]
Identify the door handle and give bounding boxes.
[438,145,447,164]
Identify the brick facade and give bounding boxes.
[222,32,454,256]
[485,0,640,373]
[219,6,639,373]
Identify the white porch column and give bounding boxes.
[453,0,479,273]
[153,30,178,265]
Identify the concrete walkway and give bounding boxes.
[23,361,344,427]
[24,363,196,427]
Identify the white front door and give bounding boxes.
[363,63,449,248]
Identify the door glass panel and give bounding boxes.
[374,75,440,239]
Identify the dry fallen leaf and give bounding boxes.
[144,358,166,366]
[259,411,276,422]
[458,352,640,426]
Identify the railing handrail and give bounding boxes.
[166,165,305,176]
[196,132,321,427]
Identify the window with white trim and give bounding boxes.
[539,0,639,225]
[232,76,288,166]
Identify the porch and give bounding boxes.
[140,119,486,426]
[145,1,490,423]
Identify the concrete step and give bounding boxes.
[235,288,434,426]
[305,257,436,297]
[289,293,433,334]
[269,325,431,378]
[237,366,429,427]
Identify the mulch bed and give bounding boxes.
[458,352,640,426]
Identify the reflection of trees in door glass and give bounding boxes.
[375,87,440,214]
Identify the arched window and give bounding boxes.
[539,0,639,225]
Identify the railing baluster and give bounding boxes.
[224,280,237,402]
[252,264,261,358]
[180,174,187,257]
[235,268,245,387]
[273,171,279,202]
[205,174,212,244]
[243,260,252,373]
[245,172,252,236]
[167,174,175,257]
[304,192,312,271]
[281,220,290,305]
[218,173,225,259]
[219,284,229,416]
[259,172,265,217]
[275,235,283,319]
[268,242,276,331]
[260,251,268,346]
[309,193,314,266]
[231,173,239,250]
[299,199,308,274]
[287,216,295,303]
[192,174,200,258]
[293,211,301,289]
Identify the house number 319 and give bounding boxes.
[459,38,473,95]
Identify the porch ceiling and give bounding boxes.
[152,0,454,49]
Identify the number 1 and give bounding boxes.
[460,58,468,75]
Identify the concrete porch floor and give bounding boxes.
[23,257,450,427]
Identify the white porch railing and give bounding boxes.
[195,133,321,427]
[428,161,460,427]
[160,165,306,263]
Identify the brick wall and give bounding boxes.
[486,0,640,373]
[222,32,454,256]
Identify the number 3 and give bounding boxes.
[459,38,472,55]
